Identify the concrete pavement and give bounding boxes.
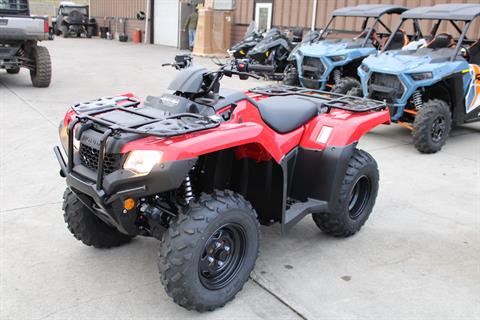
[1,38,479,319]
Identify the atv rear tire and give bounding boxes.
[312,149,379,237]
[7,67,20,74]
[159,190,260,311]
[412,99,452,154]
[30,46,51,88]
[331,77,361,95]
[282,64,299,86]
[63,189,132,248]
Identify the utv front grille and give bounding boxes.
[367,73,405,102]
[301,57,325,80]
[79,144,122,175]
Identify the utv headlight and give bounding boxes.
[123,150,163,175]
[361,64,369,73]
[410,72,433,81]
[330,55,346,62]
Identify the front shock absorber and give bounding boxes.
[333,69,342,84]
[412,90,423,110]
[183,167,195,204]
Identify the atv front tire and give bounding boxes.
[331,77,361,95]
[159,190,260,311]
[30,46,52,88]
[63,189,132,248]
[312,149,379,237]
[7,67,20,74]
[412,99,452,154]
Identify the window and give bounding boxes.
[255,2,272,31]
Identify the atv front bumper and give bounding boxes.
[54,145,196,235]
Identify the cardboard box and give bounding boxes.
[193,8,232,57]
[193,8,214,54]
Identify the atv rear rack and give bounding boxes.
[65,96,221,190]
[250,85,386,112]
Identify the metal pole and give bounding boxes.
[144,0,150,44]
[311,0,318,31]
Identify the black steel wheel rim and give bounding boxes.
[348,175,371,220]
[431,115,446,143]
[198,223,246,290]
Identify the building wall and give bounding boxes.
[29,0,89,16]
[90,0,148,41]
[232,0,480,43]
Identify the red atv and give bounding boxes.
[54,57,389,311]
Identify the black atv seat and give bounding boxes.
[257,96,319,133]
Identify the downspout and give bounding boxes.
[144,0,150,44]
[311,0,317,31]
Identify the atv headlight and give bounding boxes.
[410,72,433,81]
[361,64,369,73]
[123,150,163,175]
[330,55,346,62]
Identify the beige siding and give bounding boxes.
[90,0,147,41]
[231,0,480,40]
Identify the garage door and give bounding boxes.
[154,0,179,47]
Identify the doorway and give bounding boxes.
[154,0,179,46]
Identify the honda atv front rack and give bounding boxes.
[250,85,387,112]
[66,96,221,190]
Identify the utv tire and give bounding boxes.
[282,64,299,86]
[63,189,132,248]
[412,99,452,154]
[7,67,20,74]
[30,46,52,88]
[159,190,260,311]
[312,149,379,237]
[346,86,363,97]
[331,77,361,95]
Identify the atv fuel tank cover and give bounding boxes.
[167,66,208,94]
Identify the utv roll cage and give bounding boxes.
[383,4,480,61]
[318,4,407,48]
[0,0,29,16]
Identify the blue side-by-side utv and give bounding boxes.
[358,3,480,153]
[286,4,407,93]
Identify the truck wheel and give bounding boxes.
[63,189,132,248]
[331,77,361,95]
[159,190,260,311]
[412,99,452,154]
[61,25,69,38]
[312,149,379,237]
[30,46,52,88]
[7,67,20,74]
[282,64,299,86]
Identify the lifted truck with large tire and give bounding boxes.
[0,0,52,87]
